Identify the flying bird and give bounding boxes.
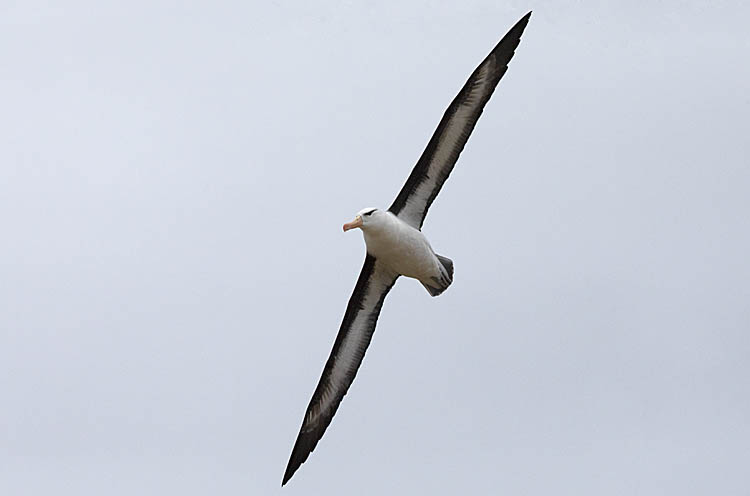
[283,12,531,485]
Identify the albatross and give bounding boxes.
[283,12,531,485]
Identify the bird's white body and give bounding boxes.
[357,209,452,294]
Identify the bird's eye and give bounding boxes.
[363,209,376,216]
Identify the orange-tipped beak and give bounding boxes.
[342,216,363,232]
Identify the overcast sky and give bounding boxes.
[2,1,749,494]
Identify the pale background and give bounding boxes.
[2,1,749,494]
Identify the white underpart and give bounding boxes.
[363,211,443,283]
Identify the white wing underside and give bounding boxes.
[283,256,397,484]
[389,13,531,229]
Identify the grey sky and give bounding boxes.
[1,1,749,494]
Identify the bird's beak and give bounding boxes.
[342,216,363,232]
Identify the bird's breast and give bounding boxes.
[363,220,436,279]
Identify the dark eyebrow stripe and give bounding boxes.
[363,209,377,216]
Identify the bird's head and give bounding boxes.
[343,208,381,232]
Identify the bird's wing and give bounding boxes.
[282,254,399,485]
[388,12,531,229]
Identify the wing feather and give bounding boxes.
[389,12,531,229]
[282,255,398,485]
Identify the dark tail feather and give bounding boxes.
[436,254,453,281]
[421,282,444,297]
[421,254,454,297]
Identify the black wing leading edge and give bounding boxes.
[282,255,398,485]
[389,12,531,229]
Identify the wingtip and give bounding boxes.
[281,468,293,487]
[282,439,311,487]
[512,11,532,32]
[281,459,298,486]
[518,11,532,27]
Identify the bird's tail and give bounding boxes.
[421,254,454,297]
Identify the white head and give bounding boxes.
[342,207,384,232]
